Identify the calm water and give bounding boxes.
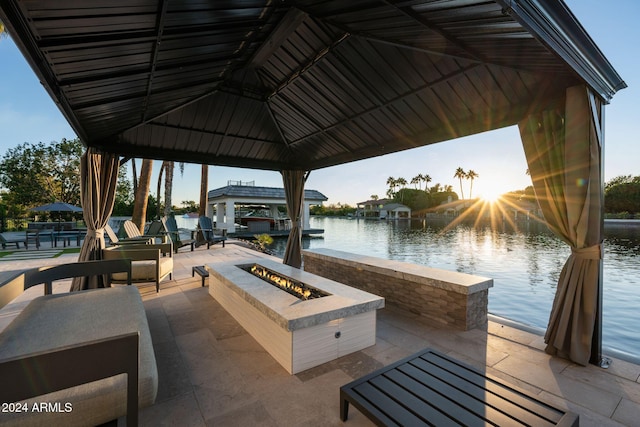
[265,217,640,360]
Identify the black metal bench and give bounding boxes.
[192,265,209,287]
[340,348,579,426]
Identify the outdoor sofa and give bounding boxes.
[0,260,158,426]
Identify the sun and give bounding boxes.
[480,189,503,203]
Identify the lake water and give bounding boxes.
[263,217,640,361]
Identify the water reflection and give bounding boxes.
[269,217,639,358]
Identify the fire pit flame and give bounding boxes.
[244,264,329,300]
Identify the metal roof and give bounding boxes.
[208,185,327,201]
[1,0,626,171]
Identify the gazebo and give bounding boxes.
[0,0,626,366]
[207,182,327,233]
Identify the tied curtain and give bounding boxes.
[518,85,604,366]
[70,148,120,291]
[281,170,309,268]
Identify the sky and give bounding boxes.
[1,0,638,207]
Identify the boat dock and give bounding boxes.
[230,228,324,238]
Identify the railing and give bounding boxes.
[227,180,255,186]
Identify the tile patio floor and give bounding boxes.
[1,240,639,426]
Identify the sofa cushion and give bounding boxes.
[0,286,157,427]
[112,257,172,282]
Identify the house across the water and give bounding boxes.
[356,199,411,219]
[206,181,327,235]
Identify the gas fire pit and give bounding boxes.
[207,258,384,374]
[240,263,330,300]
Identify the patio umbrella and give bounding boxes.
[31,202,83,213]
[31,202,83,226]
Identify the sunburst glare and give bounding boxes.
[480,190,503,203]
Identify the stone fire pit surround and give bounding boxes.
[303,249,493,330]
[207,258,384,374]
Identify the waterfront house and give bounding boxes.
[206,181,327,234]
[357,199,411,219]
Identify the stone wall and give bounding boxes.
[303,249,493,330]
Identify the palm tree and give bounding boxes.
[130,159,138,194]
[423,174,432,192]
[454,167,466,199]
[199,164,208,217]
[386,176,397,198]
[370,194,379,201]
[156,161,167,219]
[467,170,479,199]
[411,175,421,189]
[163,161,176,217]
[386,176,396,191]
[395,177,407,203]
[430,183,441,193]
[132,159,153,232]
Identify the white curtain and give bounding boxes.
[70,148,120,291]
[281,170,309,268]
[518,85,604,365]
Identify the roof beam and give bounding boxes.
[145,122,283,146]
[141,0,169,122]
[352,32,482,64]
[266,32,350,99]
[248,8,308,68]
[384,0,487,63]
[94,140,296,171]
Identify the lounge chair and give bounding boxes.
[0,233,28,250]
[161,216,195,253]
[132,219,170,244]
[145,220,167,240]
[197,216,227,248]
[105,223,153,246]
[122,220,168,243]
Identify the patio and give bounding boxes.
[1,0,628,369]
[1,241,639,426]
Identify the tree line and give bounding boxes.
[1,138,637,228]
[385,167,478,200]
[0,138,203,230]
[379,167,478,212]
[378,170,640,218]
[604,175,640,217]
